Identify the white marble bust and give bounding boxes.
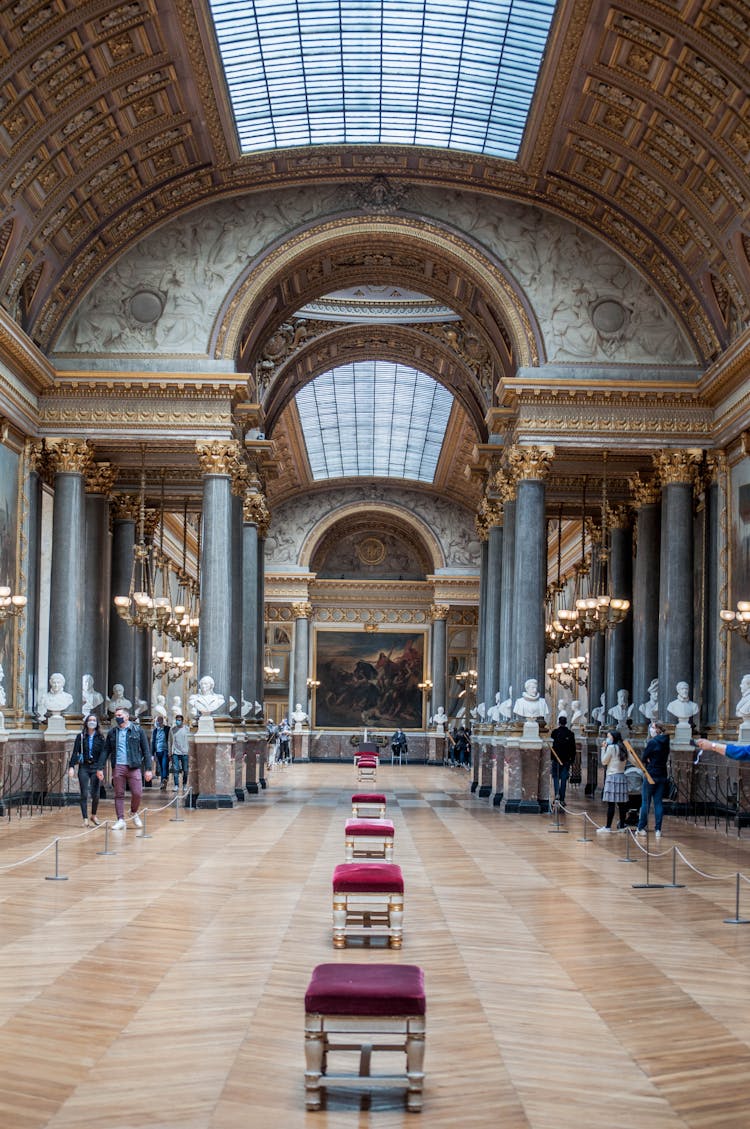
[39,672,74,716]
[292,702,308,731]
[591,692,606,725]
[608,689,634,724]
[736,675,750,721]
[513,678,550,720]
[486,690,508,724]
[667,681,699,721]
[107,683,132,714]
[0,662,6,708]
[81,674,103,714]
[431,706,447,733]
[170,695,183,721]
[570,700,587,731]
[188,675,225,717]
[639,678,659,723]
[152,693,168,721]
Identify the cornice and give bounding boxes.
[698,327,750,406]
[0,309,55,393]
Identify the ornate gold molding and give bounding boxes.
[44,437,93,475]
[652,448,703,486]
[504,444,554,482]
[195,439,243,477]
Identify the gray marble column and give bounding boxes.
[476,537,488,703]
[256,539,266,709]
[605,510,633,711]
[701,471,721,726]
[196,442,240,715]
[430,606,449,715]
[631,477,661,724]
[230,491,243,717]
[498,493,516,704]
[24,456,43,718]
[241,516,260,717]
[507,447,553,693]
[83,481,112,709]
[109,500,137,702]
[47,440,91,713]
[482,516,503,708]
[291,603,312,717]
[655,452,701,721]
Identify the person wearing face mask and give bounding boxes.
[68,713,107,827]
[636,720,671,839]
[104,706,153,830]
[597,728,635,834]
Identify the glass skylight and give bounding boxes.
[207,0,558,159]
[295,362,453,481]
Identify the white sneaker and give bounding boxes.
[131,812,143,828]
[173,783,179,790]
[636,828,647,836]
[655,830,662,839]
[111,818,126,831]
[596,826,612,834]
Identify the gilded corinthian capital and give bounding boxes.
[243,489,271,536]
[504,444,554,481]
[196,439,243,477]
[652,448,703,486]
[44,437,93,475]
[429,604,450,622]
[628,472,660,506]
[292,602,313,620]
[475,495,503,539]
[493,469,517,503]
[86,461,118,496]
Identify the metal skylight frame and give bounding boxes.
[295,362,453,481]
[207,0,558,159]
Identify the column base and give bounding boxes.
[492,791,504,807]
[234,787,246,802]
[505,798,544,814]
[246,782,260,795]
[478,785,492,798]
[195,793,235,809]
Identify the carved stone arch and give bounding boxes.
[212,214,542,370]
[299,501,446,574]
[261,321,491,439]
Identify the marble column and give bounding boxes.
[109,496,139,703]
[83,464,116,713]
[481,505,503,709]
[46,439,92,715]
[24,445,44,719]
[655,450,702,724]
[196,440,241,717]
[605,506,633,710]
[701,459,722,727]
[497,483,517,705]
[291,603,312,718]
[630,474,661,725]
[430,604,449,715]
[229,489,244,718]
[241,484,270,721]
[476,534,488,704]
[506,446,554,693]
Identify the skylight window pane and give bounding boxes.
[296,362,453,483]
[207,0,557,159]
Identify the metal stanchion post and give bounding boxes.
[137,809,152,839]
[549,799,568,834]
[97,820,116,856]
[618,829,635,863]
[632,831,669,889]
[578,814,591,843]
[663,845,685,888]
[723,873,750,924]
[45,838,68,881]
[170,790,184,822]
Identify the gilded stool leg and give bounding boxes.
[405,1028,426,1112]
[345,835,354,862]
[389,894,404,948]
[304,1025,325,1110]
[385,837,394,862]
[332,893,347,948]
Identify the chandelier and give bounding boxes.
[545,505,573,653]
[164,498,200,648]
[720,600,750,641]
[152,642,195,683]
[546,654,589,691]
[114,450,172,631]
[264,637,280,681]
[0,584,27,623]
[573,453,630,635]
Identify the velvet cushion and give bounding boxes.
[351,793,387,804]
[356,757,378,767]
[345,818,394,836]
[305,963,425,1017]
[333,862,403,893]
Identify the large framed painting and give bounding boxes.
[314,629,426,730]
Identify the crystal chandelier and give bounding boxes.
[0,585,27,622]
[113,449,172,631]
[573,453,630,635]
[720,600,750,641]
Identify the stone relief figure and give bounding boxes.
[38,672,73,716]
[81,674,103,714]
[667,681,699,722]
[513,678,550,721]
[107,683,132,714]
[188,675,225,717]
[639,679,659,723]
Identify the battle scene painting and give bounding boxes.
[314,630,425,729]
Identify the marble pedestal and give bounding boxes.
[428,735,444,764]
[502,737,546,813]
[293,732,309,762]
[478,742,495,798]
[194,731,235,808]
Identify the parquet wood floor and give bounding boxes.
[1,763,750,1128]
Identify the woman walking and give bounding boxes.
[597,728,634,834]
[68,713,106,826]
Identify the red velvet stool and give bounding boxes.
[304,962,426,1111]
[355,756,378,784]
[345,817,394,861]
[332,862,404,949]
[351,792,387,819]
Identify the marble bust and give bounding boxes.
[513,678,550,721]
[608,689,633,725]
[291,702,308,731]
[170,695,183,721]
[736,675,750,721]
[431,706,448,733]
[591,692,606,726]
[81,674,103,714]
[152,693,168,721]
[570,700,587,731]
[188,675,225,717]
[667,681,699,722]
[39,672,74,716]
[0,662,6,708]
[639,678,659,723]
[107,683,132,714]
[487,690,510,724]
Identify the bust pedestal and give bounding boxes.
[428,734,444,764]
[193,725,235,808]
[672,720,693,747]
[44,715,69,737]
[502,731,546,814]
[738,720,750,744]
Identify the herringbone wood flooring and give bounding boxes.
[1,763,750,1128]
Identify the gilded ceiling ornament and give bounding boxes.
[195,439,242,477]
[429,604,450,622]
[291,602,313,620]
[350,176,409,212]
[356,536,386,566]
[652,449,703,486]
[85,461,118,496]
[628,472,660,506]
[503,444,554,482]
[44,437,93,475]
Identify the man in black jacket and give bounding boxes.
[105,706,152,830]
[550,714,577,804]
